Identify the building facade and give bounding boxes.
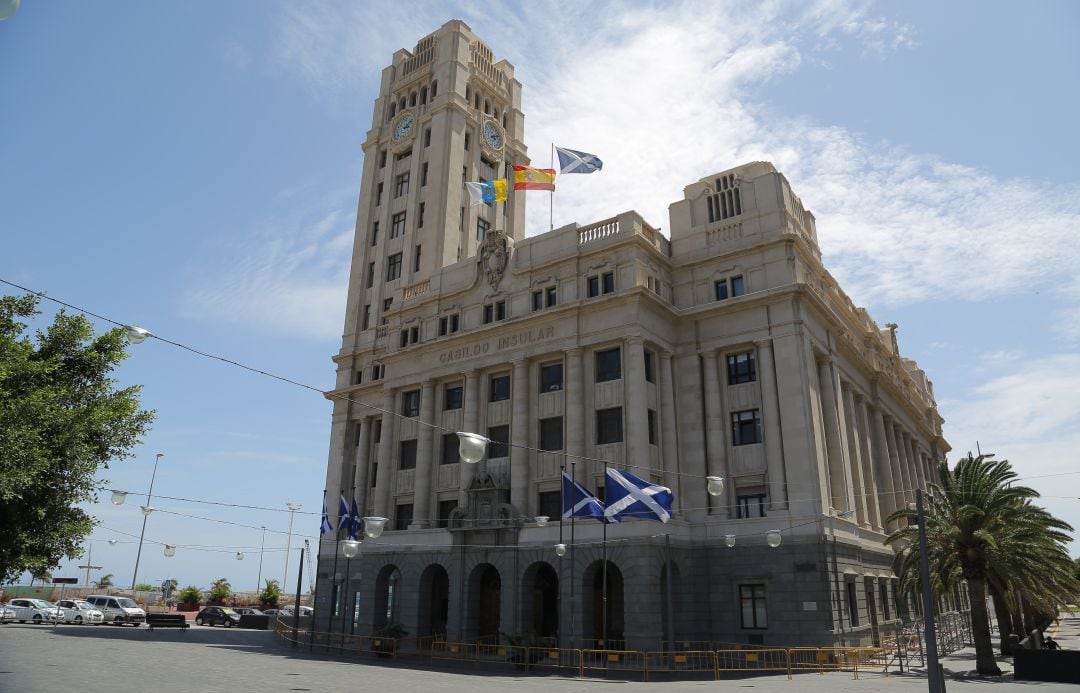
[316,19,949,649]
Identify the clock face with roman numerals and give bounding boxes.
[392,113,414,141]
[482,120,503,150]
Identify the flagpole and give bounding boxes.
[549,143,554,232]
[328,513,340,653]
[602,501,608,648]
[339,487,354,648]
[570,459,576,649]
[558,460,565,651]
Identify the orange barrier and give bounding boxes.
[581,649,647,680]
[715,648,791,679]
[644,650,717,681]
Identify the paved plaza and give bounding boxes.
[1,616,1077,693]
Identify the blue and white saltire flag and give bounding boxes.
[350,497,361,541]
[338,495,350,535]
[320,494,333,534]
[604,468,674,523]
[562,471,616,523]
[555,146,603,175]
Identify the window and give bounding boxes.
[382,297,392,311]
[714,280,728,301]
[402,389,420,417]
[587,276,599,298]
[421,162,428,187]
[602,271,615,294]
[418,203,425,228]
[539,417,563,451]
[376,182,383,206]
[644,350,655,383]
[437,499,456,528]
[531,291,543,312]
[727,352,757,384]
[441,433,460,465]
[371,221,379,246]
[476,218,489,241]
[739,584,767,629]
[736,489,767,518]
[391,212,406,238]
[366,262,375,288]
[371,363,384,380]
[444,385,463,410]
[716,275,746,300]
[487,425,509,458]
[394,503,413,531]
[880,583,891,621]
[394,172,409,198]
[438,314,460,336]
[545,285,557,307]
[423,128,431,147]
[464,132,470,150]
[379,150,387,168]
[362,304,370,330]
[847,583,860,627]
[399,440,417,470]
[399,326,419,347]
[413,244,422,271]
[647,409,657,445]
[731,275,745,297]
[482,301,506,324]
[707,174,742,222]
[386,253,402,281]
[595,348,622,382]
[731,409,762,446]
[539,362,563,392]
[538,490,560,520]
[596,407,623,445]
[489,374,510,402]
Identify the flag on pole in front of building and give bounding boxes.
[562,471,616,523]
[512,165,556,191]
[603,468,674,523]
[338,495,350,535]
[320,494,333,534]
[350,497,361,540]
[465,179,508,205]
[555,146,603,174]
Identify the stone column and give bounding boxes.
[887,422,912,508]
[675,352,708,523]
[658,351,680,507]
[625,337,650,474]
[857,397,883,530]
[459,369,480,507]
[701,351,730,516]
[841,387,868,525]
[565,349,585,463]
[353,416,373,513]
[906,436,925,491]
[324,418,350,525]
[510,359,530,515]
[817,359,851,513]
[374,388,397,519]
[411,380,435,528]
[870,406,897,530]
[756,340,787,510]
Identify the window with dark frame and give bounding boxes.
[394,172,410,198]
[421,161,429,186]
[601,271,615,294]
[847,582,860,627]
[376,182,383,206]
[495,300,506,320]
[483,303,494,324]
[424,128,431,147]
[413,244,422,272]
[418,203,425,228]
[391,212,406,238]
[537,491,560,520]
[386,253,402,281]
[714,279,729,301]
[398,440,417,470]
[545,285,557,307]
[880,584,891,620]
[489,374,510,402]
[366,261,375,288]
[487,425,509,458]
[477,218,489,241]
[595,348,622,382]
[587,275,600,297]
[644,350,655,383]
[402,389,420,417]
[539,362,563,392]
[441,433,460,465]
[727,351,757,384]
[532,290,543,312]
[736,489,767,518]
[731,275,745,297]
[539,417,563,451]
[361,304,370,330]
[731,409,762,445]
[596,407,624,444]
[444,385,463,410]
[739,584,767,629]
[371,221,379,246]
[437,499,456,528]
[394,503,413,531]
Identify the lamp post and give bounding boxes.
[916,489,943,693]
[130,453,164,593]
[283,502,302,587]
[256,526,266,594]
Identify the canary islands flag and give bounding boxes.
[465,179,508,205]
[512,165,556,191]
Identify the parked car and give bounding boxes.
[195,606,241,627]
[6,598,61,624]
[0,604,17,624]
[260,608,280,616]
[231,607,265,616]
[85,595,146,626]
[278,605,313,617]
[55,599,105,625]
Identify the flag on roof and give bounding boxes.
[320,494,333,534]
[512,165,556,191]
[465,179,509,205]
[604,468,674,523]
[555,146,603,174]
[562,471,616,523]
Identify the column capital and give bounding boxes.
[627,335,645,346]
[754,338,774,350]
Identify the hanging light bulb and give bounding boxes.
[362,517,388,539]
[124,325,152,344]
[163,545,176,557]
[456,432,490,464]
[140,505,154,516]
[706,476,725,497]
[111,490,128,506]
[108,539,118,546]
[554,543,567,557]
[534,516,549,527]
[236,552,244,561]
[342,539,360,559]
[766,529,782,548]
[724,534,736,548]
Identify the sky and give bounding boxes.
[2,0,1078,592]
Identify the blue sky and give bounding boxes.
[2,0,1078,592]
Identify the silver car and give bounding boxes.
[55,599,105,625]
[6,598,61,624]
[0,604,16,624]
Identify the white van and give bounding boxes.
[85,595,146,626]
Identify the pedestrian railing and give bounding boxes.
[581,648,647,679]
[644,650,717,680]
[716,648,792,678]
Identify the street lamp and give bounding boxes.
[282,502,302,587]
[766,529,782,548]
[456,432,488,464]
[130,453,164,592]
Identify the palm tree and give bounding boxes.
[885,454,1077,676]
[97,573,114,589]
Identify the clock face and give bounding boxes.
[482,121,503,150]
[392,113,414,141]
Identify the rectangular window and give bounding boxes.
[487,424,510,458]
[371,221,379,246]
[391,212,406,238]
[371,364,384,380]
[437,499,456,528]
[477,218,489,241]
[376,182,383,206]
[602,271,615,294]
[409,326,418,343]
[731,409,762,446]
[366,261,375,288]
[418,202,425,228]
[423,128,431,147]
[402,389,420,417]
[399,440,417,470]
[382,298,392,311]
[483,304,494,324]
[587,275,600,298]
[595,347,622,382]
[413,244,422,272]
[736,489,767,518]
[740,584,767,629]
[847,583,860,627]
[464,132,470,150]
[441,433,460,465]
[496,301,506,320]
[727,352,757,384]
[537,491,561,520]
[731,275,745,297]
[361,304,371,330]
[394,503,413,531]
[647,409,657,445]
[596,407,624,445]
[545,285,557,307]
[438,316,448,336]
[532,290,543,312]
[386,253,402,281]
[489,374,510,402]
[394,172,410,198]
[421,162,428,186]
[400,329,409,347]
[714,280,729,301]
[444,385,463,410]
[539,417,563,451]
[644,350,655,383]
[539,362,563,393]
[379,150,387,168]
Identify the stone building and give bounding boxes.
[316,19,949,649]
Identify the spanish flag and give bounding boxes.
[513,165,556,191]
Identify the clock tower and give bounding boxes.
[340,20,528,346]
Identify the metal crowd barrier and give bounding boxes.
[644,650,718,680]
[581,648,647,679]
[716,648,792,678]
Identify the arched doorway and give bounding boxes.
[584,560,624,644]
[523,562,559,638]
[468,563,501,640]
[418,564,449,637]
[372,565,401,629]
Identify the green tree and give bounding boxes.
[886,455,1078,676]
[0,295,154,582]
[161,578,179,600]
[259,579,282,607]
[97,573,114,588]
[134,583,155,592]
[209,578,232,603]
[178,585,202,605]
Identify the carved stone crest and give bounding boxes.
[478,228,511,290]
